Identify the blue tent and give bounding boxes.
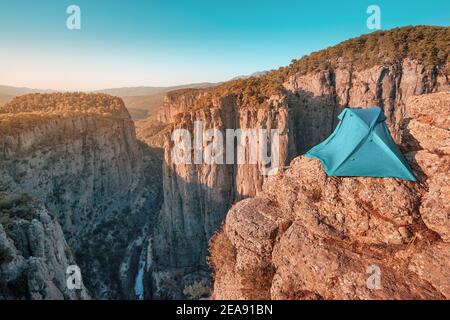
[305,107,416,181]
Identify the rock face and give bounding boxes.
[148,92,293,298]
[284,58,449,144]
[209,92,449,299]
[0,93,162,299]
[1,26,447,300]
[401,93,450,243]
[0,193,90,299]
[147,32,449,297]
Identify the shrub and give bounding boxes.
[0,193,37,236]
[0,92,125,115]
[207,226,236,281]
[6,273,29,298]
[183,281,211,300]
[0,93,127,136]
[240,264,276,300]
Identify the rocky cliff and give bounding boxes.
[1,26,447,300]
[0,93,162,299]
[0,192,90,299]
[144,26,449,298]
[209,92,449,299]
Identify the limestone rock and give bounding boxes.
[0,93,162,298]
[0,193,90,299]
[150,59,448,298]
[210,92,450,300]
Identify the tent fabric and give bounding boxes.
[305,107,416,181]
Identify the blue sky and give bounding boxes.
[0,0,448,90]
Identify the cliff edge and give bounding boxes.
[0,93,161,298]
[209,92,449,299]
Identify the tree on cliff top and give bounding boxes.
[191,26,449,109]
[0,92,125,115]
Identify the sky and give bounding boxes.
[0,0,448,91]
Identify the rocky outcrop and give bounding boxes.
[155,89,207,124]
[148,53,448,297]
[210,92,450,299]
[0,193,90,299]
[284,58,449,145]
[0,93,162,299]
[401,92,450,243]
[148,92,294,298]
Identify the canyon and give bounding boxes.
[0,26,448,299]
[0,192,90,299]
[143,26,449,299]
[0,93,163,298]
[210,92,449,299]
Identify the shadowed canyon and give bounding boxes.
[1,26,449,299]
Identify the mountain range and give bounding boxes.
[0,74,267,121]
[0,83,218,121]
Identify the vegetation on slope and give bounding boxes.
[0,92,125,115]
[184,26,449,110]
[99,83,218,120]
[0,93,128,135]
[288,26,449,75]
[0,193,38,236]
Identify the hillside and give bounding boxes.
[97,83,216,97]
[0,95,13,108]
[0,193,90,299]
[0,86,54,109]
[97,83,218,120]
[210,92,450,299]
[140,25,450,299]
[0,92,126,115]
[0,93,129,136]
[0,83,218,121]
[0,85,54,97]
[0,92,162,299]
[0,25,448,300]
[164,26,448,112]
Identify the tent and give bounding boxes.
[305,107,416,181]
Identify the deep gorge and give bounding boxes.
[1,26,448,299]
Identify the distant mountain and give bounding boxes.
[0,83,218,120]
[0,85,54,107]
[0,85,54,96]
[97,82,218,120]
[0,95,13,107]
[230,71,269,81]
[97,82,216,97]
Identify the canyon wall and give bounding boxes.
[147,55,448,298]
[210,92,449,299]
[0,193,90,299]
[0,26,447,300]
[0,94,162,299]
